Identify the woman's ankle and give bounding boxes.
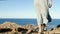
[43,23,47,31]
[38,24,43,33]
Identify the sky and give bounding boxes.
[0,0,60,19]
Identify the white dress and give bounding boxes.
[34,0,51,25]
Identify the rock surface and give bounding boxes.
[0,22,60,34]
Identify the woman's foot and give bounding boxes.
[38,24,44,34]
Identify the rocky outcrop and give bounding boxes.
[0,22,60,34]
[0,22,22,28]
[0,22,37,34]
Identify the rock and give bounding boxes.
[0,22,37,34]
[57,24,60,28]
[0,22,19,29]
[32,32,38,34]
[0,22,60,34]
[24,24,37,29]
[24,24,37,34]
[0,22,26,34]
[11,31,22,34]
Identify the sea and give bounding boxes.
[0,18,60,30]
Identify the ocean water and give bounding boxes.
[0,18,60,30]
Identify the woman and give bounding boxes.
[34,0,52,33]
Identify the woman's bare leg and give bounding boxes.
[43,24,47,31]
[38,24,42,33]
